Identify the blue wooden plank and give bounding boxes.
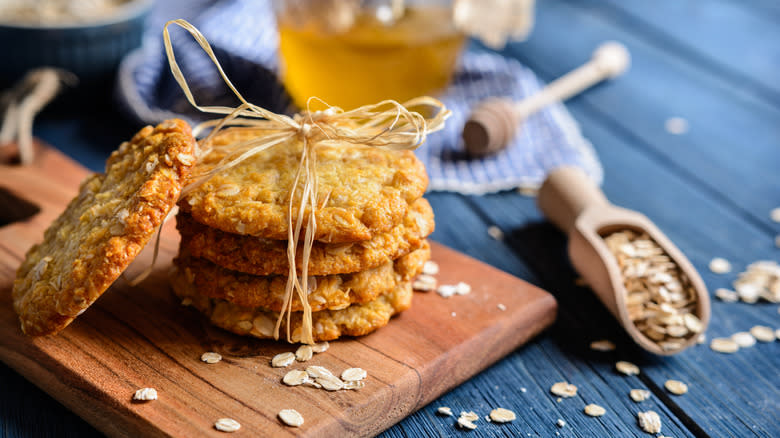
[494,0,780,232]
[466,104,780,437]
[582,0,780,105]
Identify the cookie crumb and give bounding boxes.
[637,411,661,434]
[214,418,241,432]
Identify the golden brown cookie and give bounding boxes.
[179,127,429,243]
[12,119,196,336]
[172,241,429,312]
[171,273,413,343]
[178,197,434,276]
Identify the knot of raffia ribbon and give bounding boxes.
[160,19,450,344]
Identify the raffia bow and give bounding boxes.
[162,19,450,344]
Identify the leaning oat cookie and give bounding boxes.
[173,242,430,312]
[178,197,434,276]
[171,274,413,342]
[179,128,429,243]
[12,119,196,336]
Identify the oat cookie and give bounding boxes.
[171,273,413,342]
[179,128,429,243]
[173,241,429,312]
[12,119,196,336]
[178,197,434,276]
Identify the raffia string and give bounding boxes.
[163,19,449,344]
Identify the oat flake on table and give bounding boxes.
[750,325,776,342]
[590,339,616,351]
[630,389,650,402]
[341,367,367,382]
[283,370,309,386]
[133,387,157,401]
[295,345,313,362]
[710,337,739,353]
[709,257,731,274]
[437,406,453,416]
[664,379,688,395]
[271,352,295,367]
[214,418,241,432]
[201,352,222,364]
[489,408,516,423]
[731,331,756,348]
[584,404,606,417]
[278,409,304,427]
[550,382,578,398]
[310,341,329,353]
[637,411,662,434]
[616,361,640,376]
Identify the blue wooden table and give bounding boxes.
[3,0,779,436]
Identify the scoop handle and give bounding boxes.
[537,166,610,233]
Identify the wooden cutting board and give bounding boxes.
[0,142,557,437]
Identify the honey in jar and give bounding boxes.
[276,3,465,110]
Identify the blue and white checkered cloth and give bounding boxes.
[116,0,602,194]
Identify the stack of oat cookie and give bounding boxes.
[169,128,434,343]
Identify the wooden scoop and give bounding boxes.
[537,167,710,355]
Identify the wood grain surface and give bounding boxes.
[0,143,556,437]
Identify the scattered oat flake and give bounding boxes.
[630,389,651,402]
[413,274,437,291]
[278,409,304,427]
[305,365,333,379]
[487,225,504,240]
[550,382,578,398]
[283,370,309,386]
[715,288,738,302]
[664,379,688,395]
[710,337,739,353]
[709,257,731,274]
[489,408,516,423]
[750,325,776,342]
[664,117,689,135]
[637,411,662,434]
[497,303,506,311]
[556,419,566,428]
[214,418,241,433]
[343,380,365,390]
[341,368,367,382]
[616,361,640,376]
[271,352,296,368]
[459,411,479,422]
[590,339,616,352]
[295,345,313,362]
[201,352,222,364]
[317,374,345,391]
[133,387,157,401]
[422,260,439,275]
[457,417,478,430]
[731,331,756,348]
[437,406,453,416]
[521,387,527,393]
[310,341,329,353]
[771,207,780,223]
[584,404,606,417]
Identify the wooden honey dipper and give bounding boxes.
[462,42,630,157]
[537,167,711,355]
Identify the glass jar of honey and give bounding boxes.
[273,0,467,110]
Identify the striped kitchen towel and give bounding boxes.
[116,0,602,194]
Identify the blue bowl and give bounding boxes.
[0,0,153,85]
